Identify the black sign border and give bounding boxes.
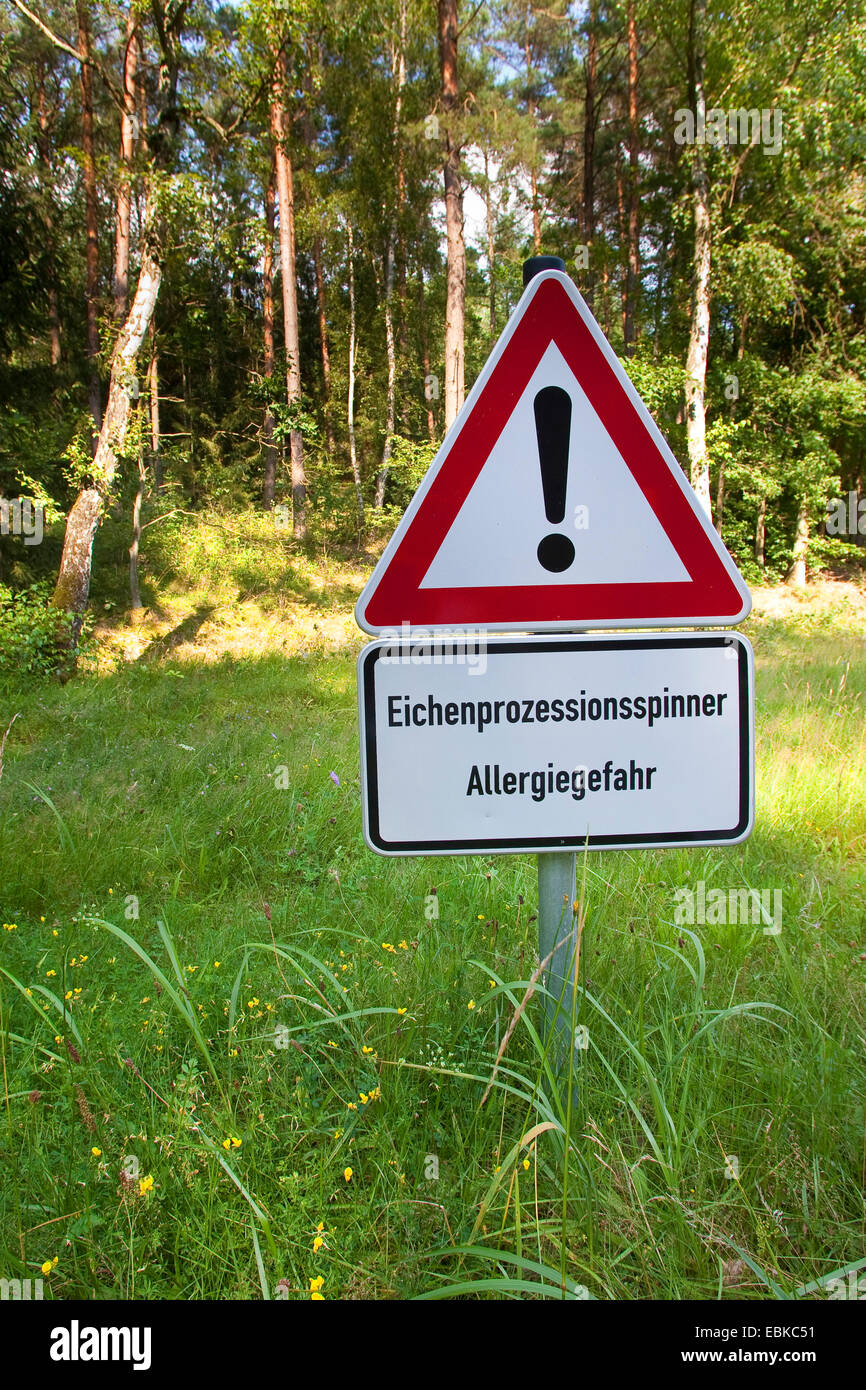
[360,634,753,855]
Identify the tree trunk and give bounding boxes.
[347,221,364,528]
[684,0,713,520]
[483,149,496,345]
[787,495,809,587]
[148,322,160,490]
[53,224,162,644]
[113,9,138,321]
[262,163,277,507]
[36,66,62,366]
[375,3,407,509]
[755,494,766,567]
[420,271,436,443]
[438,0,465,431]
[624,0,640,354]
[375,240,398,509]
[77,0,101,440]
[313,235,335,454]
[525,24,541,254]
[582,0,598,305]
[271,50,306,539]
[616,154,627,343]
[531,169,541,253]
[300,55,335,458]
[129,451,146,617]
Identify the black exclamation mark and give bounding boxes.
[534,386,575,573]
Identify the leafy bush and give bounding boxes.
[0,581,92,679]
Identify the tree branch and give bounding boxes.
[11,0,124,109]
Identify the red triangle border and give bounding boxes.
[362,276,747,629]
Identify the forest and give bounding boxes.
[1,1,865,1313]
[1,0,865,661]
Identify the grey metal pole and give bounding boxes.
[537,851,577,1061]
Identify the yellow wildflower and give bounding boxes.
[343,1167,353,1182]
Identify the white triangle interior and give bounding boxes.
[420,342,691,590]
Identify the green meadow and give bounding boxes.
[1,515,864,1300]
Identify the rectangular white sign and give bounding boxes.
[358,633,754,855]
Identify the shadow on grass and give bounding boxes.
[229,557,362,613]
[133,604,217,663]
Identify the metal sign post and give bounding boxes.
[537,850,577,1058]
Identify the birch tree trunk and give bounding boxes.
[312,235,335,454]
[53,223,162,642]
[787,496,809,587]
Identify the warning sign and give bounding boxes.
[356,269,751,633]
[358,633,754,855]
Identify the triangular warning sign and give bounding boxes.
[356,270,751,633]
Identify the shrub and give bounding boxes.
[0,581,92,679]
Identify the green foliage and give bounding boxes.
[0,581,92,680]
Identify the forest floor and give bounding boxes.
[85,507,866,669]
[0,520,864,1300]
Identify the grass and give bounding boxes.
[0,520,864,1300]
